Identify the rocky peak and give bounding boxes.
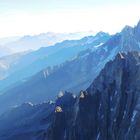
[134,20,140,39]
[136,20,140,29]
[46,52,140,140]
[96,31,108,36]
[55,91,76,110]
[122,25,133,34]
[121,25,134,40]
[120,24,140,51]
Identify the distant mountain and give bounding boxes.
[0,45,14,58]
[1,20,140,116]
[0,36,20,46]
[0,21,140,115]
[0,32,110,92]
[0,52,140,140]
[0,20,140,115]
[0,31,96,55]
[0,51,31,80]
[0,36,21,57]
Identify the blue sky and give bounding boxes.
[0,0,140,37]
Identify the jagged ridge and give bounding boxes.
[0,52,140,140]
[46,51,140,140]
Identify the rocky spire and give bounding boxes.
[121,25,133,33]
[134,20,140,37]
[136,20,140,28]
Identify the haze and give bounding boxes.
[0,0,140,37]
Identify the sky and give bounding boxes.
[0,0,140,37]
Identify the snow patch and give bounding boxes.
[72,94,77,99]
[118,52,125,59]
[43,70,49,79]
[80,91,85,98]
[80,53,89,58]
[123,111,126,118]
[131,110,137,122]
[94,43,104,48]
[97,132,100,140]
[58,91,64,98]
[48,100,54,104]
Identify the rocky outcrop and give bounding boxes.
[45,52,140,140]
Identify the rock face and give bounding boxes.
[0,52,140,140]
[46,52,140,140]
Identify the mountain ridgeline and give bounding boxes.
[0,32,110,114]
[0,52,140,140]
[0,21,140,115]
[0,32,95,57]
[0,20,140,140]
[0,31,110,90]
[46,52,140,140]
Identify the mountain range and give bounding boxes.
[0,21,140,115]
[0,20,140,140]
[0,31,109,87]
[0,32,110,113]
[0,31,95,57]
[0,51,140,140]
